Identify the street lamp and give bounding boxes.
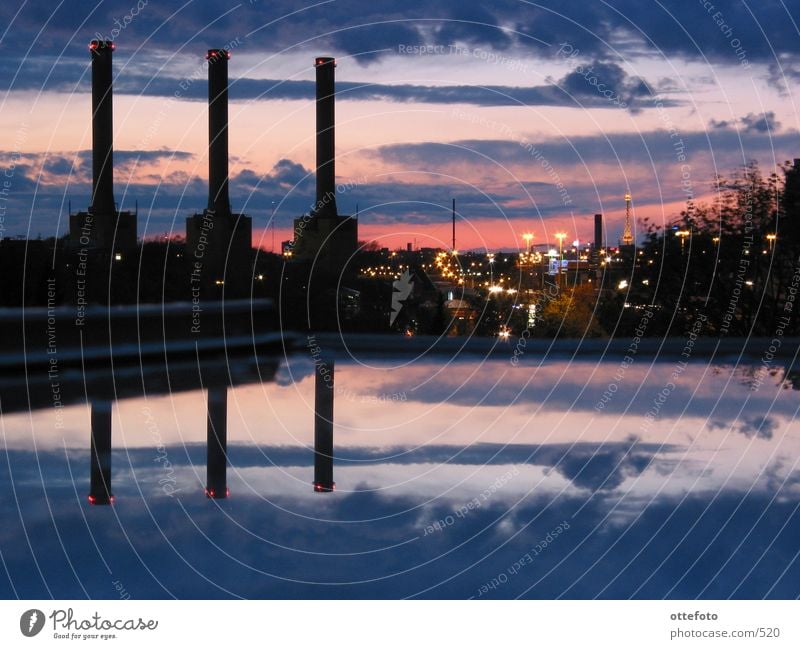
[767,233,776,250]
[522,232,534,254]
[555,232,566,284]
[676,229,690,254]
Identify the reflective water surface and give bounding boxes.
[1,355,799,598]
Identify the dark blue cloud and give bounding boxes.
[559,59,655,110]
[41,155,78,176]
[2,0,798,65]
[330,21,423,62]
[712,111,783,134]
[73,440,676,492]
[739,415,777,440]
[432,5,514,51]
[550,442,654,491]
[741,111,781,133]
[372,126,800,183]
[73,148,194,169]
[29,68,665,109]
[0,0,797,105]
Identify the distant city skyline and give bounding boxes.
[0,1,797,250]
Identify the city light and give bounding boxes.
[676,229,691,254]
[522,232,534,254]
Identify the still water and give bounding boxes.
[1,354,799,598]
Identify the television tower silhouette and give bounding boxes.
[622,192,633,246]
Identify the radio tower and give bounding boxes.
[622,192,633,246]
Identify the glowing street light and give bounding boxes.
[676,229,690,254]
[767,233,776,250]
[522,232,534,254]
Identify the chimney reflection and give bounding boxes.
[313,358,335,492]
[206,387,229,499]
[88,401,114,505]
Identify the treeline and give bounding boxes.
[514,160,800,339]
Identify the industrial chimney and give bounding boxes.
[290,56,357,267]
[313,358,335,493]
[88,401,114,505]
[185,48,252,299]
[68,40,137,255]
[314,56,337,217]
[205,387,229,499]
[594,213,603,252]
[207,49,231,217]
[89,40,115,215]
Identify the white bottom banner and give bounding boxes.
[0,600,796,647]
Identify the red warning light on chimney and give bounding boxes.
[89,40,115,51]
[206,49,231,61]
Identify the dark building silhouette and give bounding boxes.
[0,238,51,306]
[781,158,800,250]
[292,57,357,270]
[186,49,252,299]
[68,40,137,254]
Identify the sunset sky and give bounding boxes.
[0,0,798,250]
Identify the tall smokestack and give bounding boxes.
[206,387,229,499]
[207,49,231,217]
[314,57,337,217]
[89,40,115,215]
[88,401,113,505]
[594,213,603,252]
[313,358,335,493]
